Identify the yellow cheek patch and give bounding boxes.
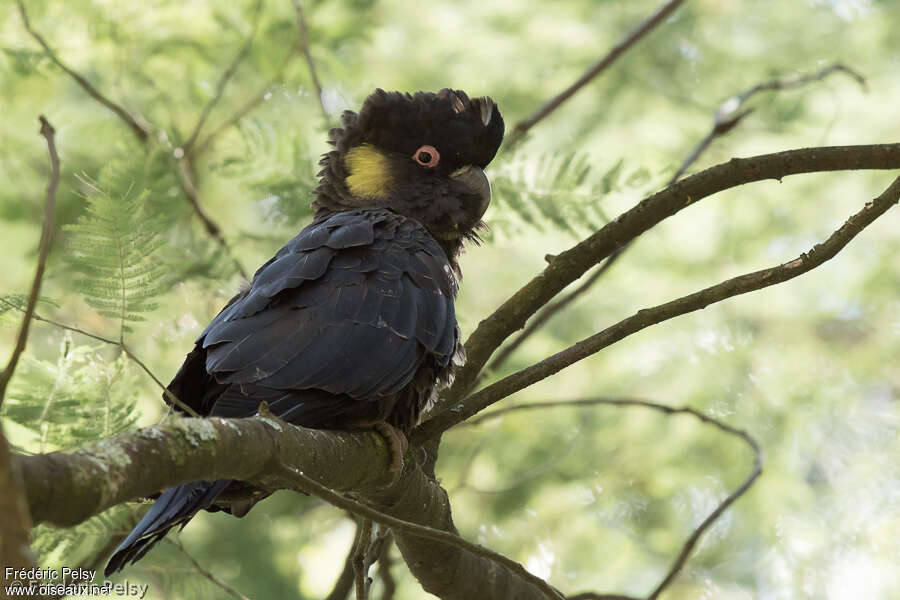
[344,144,393,200]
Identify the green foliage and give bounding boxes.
[2,335,139,452]
[489,151,666,238]
[491,152,608,236]
[213,119,319,230]
[2,332,142,569]
[33,506,138,572]
[0,294,58,328]
[64,163,168,337]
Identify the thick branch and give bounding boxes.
[0,116,59,407]
[14,415,389,527]
[506,0,686,146]
[416,143,900,441]
[0,423,34,570]
[14,416,563,600]
[419,174,900,438]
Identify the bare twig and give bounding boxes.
[376,531,396,600]
[291,0,329,121]
[16,2,149,143]
[167,538,252,600]
[425,175,900,437]
[476,398,761,599]
[182,0,265,154]
[470,398,761,599]
[326,517,363,600]
[174,160,249,279]
[277,463,567,600]
[506,0,686,146]
[0,116,59,408]
[193,47,296,156]
[0,300,200,418]
[353,518,374,600]
[671,62,866,182]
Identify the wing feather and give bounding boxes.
[197,210,457,410]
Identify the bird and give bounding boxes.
[104,88,504,575]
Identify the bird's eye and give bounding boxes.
[413,145,440,168]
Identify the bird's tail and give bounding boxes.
[104,479,232,576]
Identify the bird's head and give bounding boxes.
[314,89,504,245]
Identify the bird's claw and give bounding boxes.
[372,421,408,481]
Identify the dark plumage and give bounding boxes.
[105,89,503,575]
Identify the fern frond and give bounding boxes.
[64,164,168,338]
[1,335,139,452]
[32,505,137,568]
[490,151,614,237]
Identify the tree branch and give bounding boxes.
[0,116,59,408]
[467,398,762,600]
[353,518,374,600]
[327,518,364,600]
[487,62,866,377]
[485,253,618,375]
[173,159,249,279]
[376,531,396,600]
[419,174,900,438]
[16,2,150,143]
[14,415,564,600]
[672,62,866,182]
[192,48,296,156]
[277,463,566,600]
[416,143,900,442]
[0,423,35,570]
[506,0,686,146]
[182,0,265,154]
[290,0,329,121]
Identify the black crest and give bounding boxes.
[342,88,504,170]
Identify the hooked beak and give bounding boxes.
[450,165,491,219]
[476,96,495,126]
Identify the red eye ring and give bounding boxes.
[413,145,440,168]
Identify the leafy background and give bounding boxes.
[2,0,899,598]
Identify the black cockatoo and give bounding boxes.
[105,89,504,574]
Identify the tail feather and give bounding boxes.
[105,479,231,576]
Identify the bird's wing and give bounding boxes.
[199,209,458,404]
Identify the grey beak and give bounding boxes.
[450,165,491,217]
